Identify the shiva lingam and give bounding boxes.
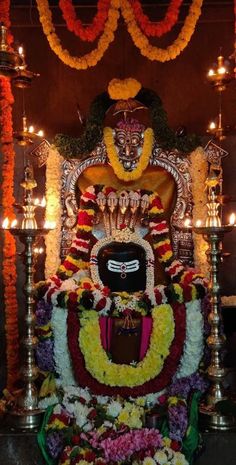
[2,165,54,429]
[194,180,235,430]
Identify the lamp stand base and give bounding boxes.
[6,408,44,431]
[199,404,236,431]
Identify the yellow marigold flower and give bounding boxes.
[108,77,141,100]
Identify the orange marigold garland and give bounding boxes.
[59,0,111,42]
[130,0,183,38]
[0,0,20,390]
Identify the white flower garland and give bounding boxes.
[45,146,63,278]
[189,146,209,276]
[51,306,76,387]
[176,299,203,379]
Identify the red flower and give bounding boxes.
[84,450,97,462]
[95,297,106,311]
[88,408,97,420]
[71,434,81,445]
[171,440,181,451]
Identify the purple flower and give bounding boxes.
[168,403,188,442]
[46,430,64,459]
[168,373,208,398]
[36,339,54,372]
[36,300,52,326]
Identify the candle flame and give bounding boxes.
[196,219,202,227]
[34,198,39,206]
[28,125,34,133]
[218,66,226,75]
[2,217,9,229]
[18,46,24,56]
[37,130,44,137]
[229,213,236,225]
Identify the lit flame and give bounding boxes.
[11,219,17,228]
[34,246,44,254]
[18,46,24,56]
[195,219,202,227]
[229,213,236,225]
[184,218,191,228]
[2,217,9,229]
[34,198,40,206]
[44,220,56,229]
[37,130,44,137]
[218,66,226,75]
[209,121,216,130]
[208,69,215,76]
[28,125,34,133]
[41,197,46,207]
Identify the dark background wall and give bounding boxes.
[1,0,236,391]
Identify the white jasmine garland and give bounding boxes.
[51,306,76,386]
[176,299,204,379]
[38,393,59,409]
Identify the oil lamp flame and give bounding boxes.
[44,220,56,229]
[184,218,192,228]
[229,213,236,225]
[11,219,17,228]
[2,217,9,228]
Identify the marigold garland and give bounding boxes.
[36,0,203,69]
[0,0,20,390]
[36,0,120,70]
[130,0,183,38]
[121,0,203,63]
[103,127,154,181]
[59,0,111,42]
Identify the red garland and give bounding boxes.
[130,0,184,37]
[0,0,20,390]
[59,0,111,42]
[67,302,186,397]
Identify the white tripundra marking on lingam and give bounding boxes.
[107,259,139,273]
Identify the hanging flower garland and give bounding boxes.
[103,126,154,181]
[189,146,209,276]
[59,0,111,42]
[0,0,20,390]
[36,0,203,69]
[121,0,203,63]
[130,0,184,38]
[36,0,120,70]
[45,146,63,278]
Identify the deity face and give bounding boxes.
[114,127,144,170]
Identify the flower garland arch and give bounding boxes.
[36,0,203,69]
[130,0,184,37]
[0,0,20,390]
[59,0,111,42]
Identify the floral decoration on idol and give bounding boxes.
[54,83,200,159]
[36,0,203,69]
[35,184,207,398]
[38,381,207,465]
[0,0,20,390]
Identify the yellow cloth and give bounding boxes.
[78,165,177,217]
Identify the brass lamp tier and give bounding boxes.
[194,224,236,430]
[7,227,50,430]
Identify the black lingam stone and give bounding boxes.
[97,241,146,292]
